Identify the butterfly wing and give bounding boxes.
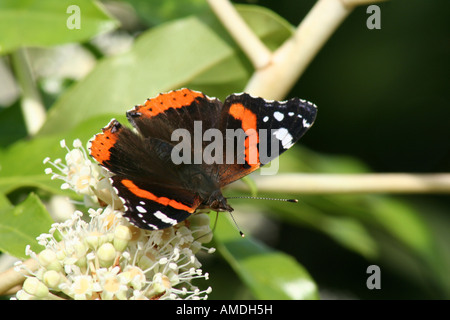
[89,119,201,230]
[89,89,318,228]
[126,88,223,144]
[216,93,318,186]
[111,175,201,230]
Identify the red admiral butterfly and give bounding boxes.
[89,88,317,230]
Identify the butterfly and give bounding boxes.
[89,88,317,230]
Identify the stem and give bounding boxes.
[208,0,388,99]
[206,0,449,198]
[207,0,272,69]
[0,258,38,296]
[245,0,353,99]
[11,48,46,136]
[231,173,450,194]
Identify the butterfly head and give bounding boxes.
[205,189,234,213]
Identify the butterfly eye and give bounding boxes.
[209,199,220,210]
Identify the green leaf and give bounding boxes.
[124,0,209,25]
[0,114,120,196]
[38,5,292,135]
[0,0,118,54]
[366,196,435,256]
[234,4,294,51]
[0,193,54,259]
[0,101,28,148]
[233,200,380,260]
[0,193,12,212]
[213,215,318,300]
[0,134,68,195]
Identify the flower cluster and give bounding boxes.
[15,139,214,300]
[43,139,119,209]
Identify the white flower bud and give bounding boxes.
[97,243,116,268]
[15,289,35,300]
[73,139,82,148]
[151,273,171,295]
[113,225,132,252]
[42,270,62,288]
[38,249,62,272]
[85,232,107,250]
[23,277,49,299]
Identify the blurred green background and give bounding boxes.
[235,0,450,299]
[0,0,449,299]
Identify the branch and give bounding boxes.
[231,173,450,194]
[207,0,272,69]
[245,0,354,99]
[208,0,388,99]
[0,258,38,296]
[205,1,449,198]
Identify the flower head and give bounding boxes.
[15,139,214,300]
[43,139,120,208]
[15,207,213,300]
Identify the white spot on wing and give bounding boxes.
[154,210,178,225]
[263,116,269,122]
[273,111,284,121]
[273,128,294,149]
[136,206,147,213]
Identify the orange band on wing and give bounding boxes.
[121,179,196,213]
[133,88,204,118]
[229,103,259,165]
[90,120,121,164]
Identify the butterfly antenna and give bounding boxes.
[228,211,245,238]
[228,196,298,203]
[194,211,244,240]
[225,196,298,237]
[212,211,219,232]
